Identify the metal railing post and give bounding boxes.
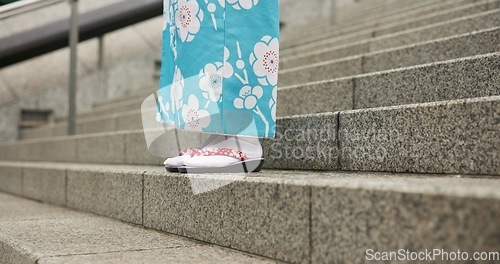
[98,35,106,102]
[68,0,79,135]
[98,35,104,70]
[331,0,337,25]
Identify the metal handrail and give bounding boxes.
[0,0,162,68]
[0,0,65,20]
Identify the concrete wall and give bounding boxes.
[0,0,355,142]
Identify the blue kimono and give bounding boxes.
[157,0,279,138]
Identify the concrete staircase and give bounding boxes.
[0,192,276,263]
[1,0,499,263]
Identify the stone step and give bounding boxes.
[0,163,499,263]
[282,0,417,34]
[281,0,426,37]
[67,17,500,117]
[84,26,483,120]
[92,86,154,109]
[337,0,437,20]
[281,15,498,69]
[20,7,498,139]
[281,26,498,72]
[19,50,499,141]
[280,52,498,106]
[281,49,499,124]
[281,0,494,49]
[0,193,276,264]
[282,0,436,37]
[282,4,498,57]
[324,0,466,34]
[2,96,498,175]
[20,109,145,140]
[281,0,482,47]
[269,96,499,175]
[340,0,427,16]
[91,96,149,113]
[72,97,147,121]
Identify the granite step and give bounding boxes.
[282,7,499,57]
[339,0,430,17]
[280,26,498,71]
[19,51,499,141]
[34,43,500,137]
[0,163,499,263]
[281,0,482,47]
[41,36,492,137]
[2,96,498,175]
[269,96,499,175]
[0,192,277,264]
[92,86,155,108]
[280,52,499,103]
[21,7,498,139]
[91,96,149,113]
[56,19,495,121]
[281,0,440,37]
[281,0,442,39]
[325,0,470,33]
[73,97,148,121]
[20,109,145,140]
[281,0,495,49]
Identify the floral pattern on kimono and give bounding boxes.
[158,0,279,138]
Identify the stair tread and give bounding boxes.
[0,161,499,199]
[2,95,498,175]
[0,192,276,264]
[21,47,499,139]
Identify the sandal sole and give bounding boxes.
[178,159,264,174]
[165,167,179,173]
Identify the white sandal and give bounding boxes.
[164,134,221,172]
[178,147,264,174]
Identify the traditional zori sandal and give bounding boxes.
[177,147,264,174]
[164,148,198,172]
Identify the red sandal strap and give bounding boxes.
[179,148,198,156]
[189,147,248,161]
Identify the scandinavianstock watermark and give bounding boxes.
[268,126,337,163]
[267,126,403,163]
[365,249,500,262]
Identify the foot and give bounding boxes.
[180,135,264,173]
[163,133,223,172]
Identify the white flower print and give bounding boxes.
[169,25,178,59]
[234,85,270,136]
[175,0,204,42]
[204,0,221,30]
[156,112,164,124]
[269,86,277,122]
[164,0,178,59]
[163,0,174,31]
[156,96,173,125]
[234,85,263,110]
[182,95,211,131]
[222,47,235,78]
[250,36,279,86]
[227,0,259,10]
[171,66,184,114]
[199,47,234,106]
[199,63,224,103]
